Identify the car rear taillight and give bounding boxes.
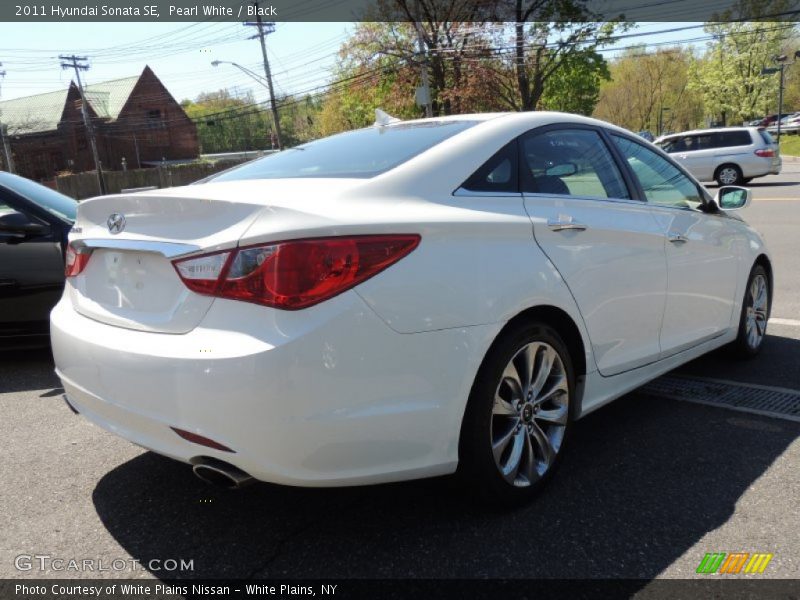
[172,235,420,310]
[755,148,775,157]
[65,243,92,278]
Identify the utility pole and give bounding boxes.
[245,5,283,150]
[59,54,106,194]
[414,0,433,117]
[0,65,15,173]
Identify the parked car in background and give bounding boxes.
[637,130,654,141]
[0,172,76,348]
[655,127,781,185]
[766,112,800,134]
[757,113,793,128]
[51,112,772,503]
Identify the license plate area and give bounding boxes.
[82,249,185,312]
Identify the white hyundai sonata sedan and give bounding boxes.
[51,112,772,503]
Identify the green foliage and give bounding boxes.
[688,18,795,124]
[779,134,800,156]
[538,49,610,115]
[183,90,272,153]
[594,47,704,133]
[182,89,322,152]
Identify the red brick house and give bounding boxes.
[0,66,199,181]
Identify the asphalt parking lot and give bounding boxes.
[1,169,799,583]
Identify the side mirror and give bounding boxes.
[714,186,752,211]
[545,162,578,177]
[0,210,50,237]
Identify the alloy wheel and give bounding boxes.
[718,167,740,185]
[745,273,768,349]
[490,342,569,487]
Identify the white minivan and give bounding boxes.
[656,127,781,185]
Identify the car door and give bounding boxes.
[520,126,668,376]
[610,134,740,356]
[0,188,66,342]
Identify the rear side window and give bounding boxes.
[208,121,478,181]
[462,140,518,193]
[718,130,752,147]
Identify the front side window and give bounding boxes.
[612,135,704,209]
[209,120,477,181]
[520,129,630,199]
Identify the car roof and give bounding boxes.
[384,111,638,137]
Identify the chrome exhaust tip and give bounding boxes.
[192,458,254,489]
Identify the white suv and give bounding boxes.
[655,127,781,185]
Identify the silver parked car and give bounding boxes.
[655,127,781,185]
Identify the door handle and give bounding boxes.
[667,232,688,243]
[547,216,587,232]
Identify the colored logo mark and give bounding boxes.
[696,552,774,574]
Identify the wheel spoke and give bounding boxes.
[534,374,567,406]
[501,429,526,482]
[514,343,537,394]
[519,432,538,485]
[492,420,519,463]
[755,314,767,336]
[528,420,555,469]
[530,346,554,398]
[535,404,568,425]
[500,362,524,404]
[493,394,517,417]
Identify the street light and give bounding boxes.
[211,60,269,88]
[760,51,800,146]
[211,60,280,149]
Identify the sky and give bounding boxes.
[0,21,707,106]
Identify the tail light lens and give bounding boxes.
[65,243,92,278]
[172,235,420,310]
[755,148,775,157]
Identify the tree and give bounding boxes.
[537,48,609,114]
[594,47,704,133]
[494,0,627,112]
[182,90,272,153]
[688,0,797,125]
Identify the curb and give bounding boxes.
[781,155,800,163]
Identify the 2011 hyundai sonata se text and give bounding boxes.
[51,112,772,503]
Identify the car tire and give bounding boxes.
[458,321,574,506]
[715,164,743,186]
[729,264,770,358]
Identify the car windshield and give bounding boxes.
[208,120,478,181]
[0,172,77,222]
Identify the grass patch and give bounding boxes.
[779,134,800,156]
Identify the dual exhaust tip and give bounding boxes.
[192,457,253,489]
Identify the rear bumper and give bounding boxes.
[51,293,498,486]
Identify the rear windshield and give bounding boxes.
[759,129,775,145]
[208,120,478,181]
